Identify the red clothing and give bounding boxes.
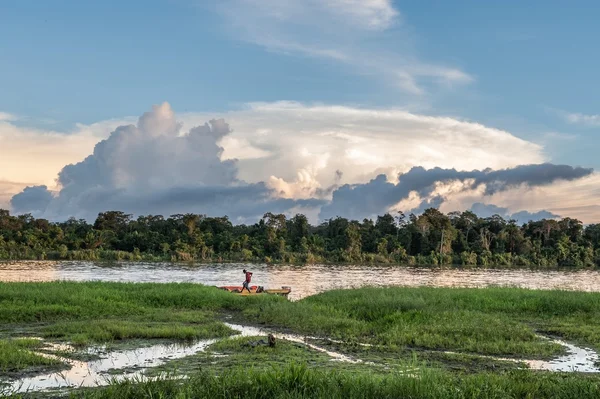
[245,272,253,283]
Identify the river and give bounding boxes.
[2,261,600,300]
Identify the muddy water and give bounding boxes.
[8,323,600,394]
[527,337,600,372]
[3,261,600,300]
[9,323,372,393]
[9,338,218,393]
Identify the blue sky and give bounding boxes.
[1,0,599,222]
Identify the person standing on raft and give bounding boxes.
[242,269,253,293]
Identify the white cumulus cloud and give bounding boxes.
[5,102,599,223]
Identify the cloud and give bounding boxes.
[10,185,54,216]
[470,202,559,225]
[563,112,600,126]
[0,180,33,210]
[0,112,16,121]
[3,102,547,204]
[0,117,123,188]
[9,103,322,223]
[7,102,600,224]
[319,164,593,220]
[215,0,471,95]
[321,0,399,30]
[179,102,546,197]
[553,109,600,127]
[479,173,600,224]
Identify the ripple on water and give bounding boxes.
[3,261,600,300]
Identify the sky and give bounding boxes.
[1,0,599,224]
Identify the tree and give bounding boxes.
[375,213,397,237]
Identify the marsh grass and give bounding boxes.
[0,338,61,373]
[0,281,280,344]
[148,335,338,377]
[0,281,281,371]
[41,319,233,347]
[6,363,598,399]
[4,282,600,398]
[0,281,281,324]
[243,286,600,357]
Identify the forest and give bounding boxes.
[1,208,599,267]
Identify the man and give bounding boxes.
[242,269,253,293]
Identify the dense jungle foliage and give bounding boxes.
[1,208,599,267]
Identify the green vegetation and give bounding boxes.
[241,286,600,356]
[2,208,600,267]
[7,364,600,399]
[0,281,279,347]
[41,319,232,347]
[147,336,341,377]
[2,282,600,397]
[0,338,61,374]
[0,281,279,377]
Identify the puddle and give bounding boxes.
[5,323,387,394]
[5,327,599,394]
[443,335,600,373]
[8,338,219,393]
[224,323,368,364]
[525,337,600,372]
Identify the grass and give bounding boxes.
[3,282,600,397]
[41,319,233,347]
[242,286,600,357]
[0,338,62,374]
[147,335,338,377]
[0,281,282,375]
[305,337,525,374]
[0,281,281,344]
[0,281,281,323]
[151,332,524,378]
[6,363,600,399]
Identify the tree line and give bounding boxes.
[1,208,599,267]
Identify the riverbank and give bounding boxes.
[2,282,600,397]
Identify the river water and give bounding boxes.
[2,261,600,300]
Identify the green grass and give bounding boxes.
[305,337,525,374]
[4,282,600,398]
[0,338,61,373]
[0,281,281,345]
[0,281,281,323]
[0,281,282,375]
[152,332,523,379]
[147,335,339,377]
[41,319,233,347]
[7,363,600,399]
[242,286,600,357]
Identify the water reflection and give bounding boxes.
[0,261,59,282]
[2,261,600,300]
[11,338,218,393]
[10,322,600,393]
[526,337,600,372]
[10,322,374,393]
